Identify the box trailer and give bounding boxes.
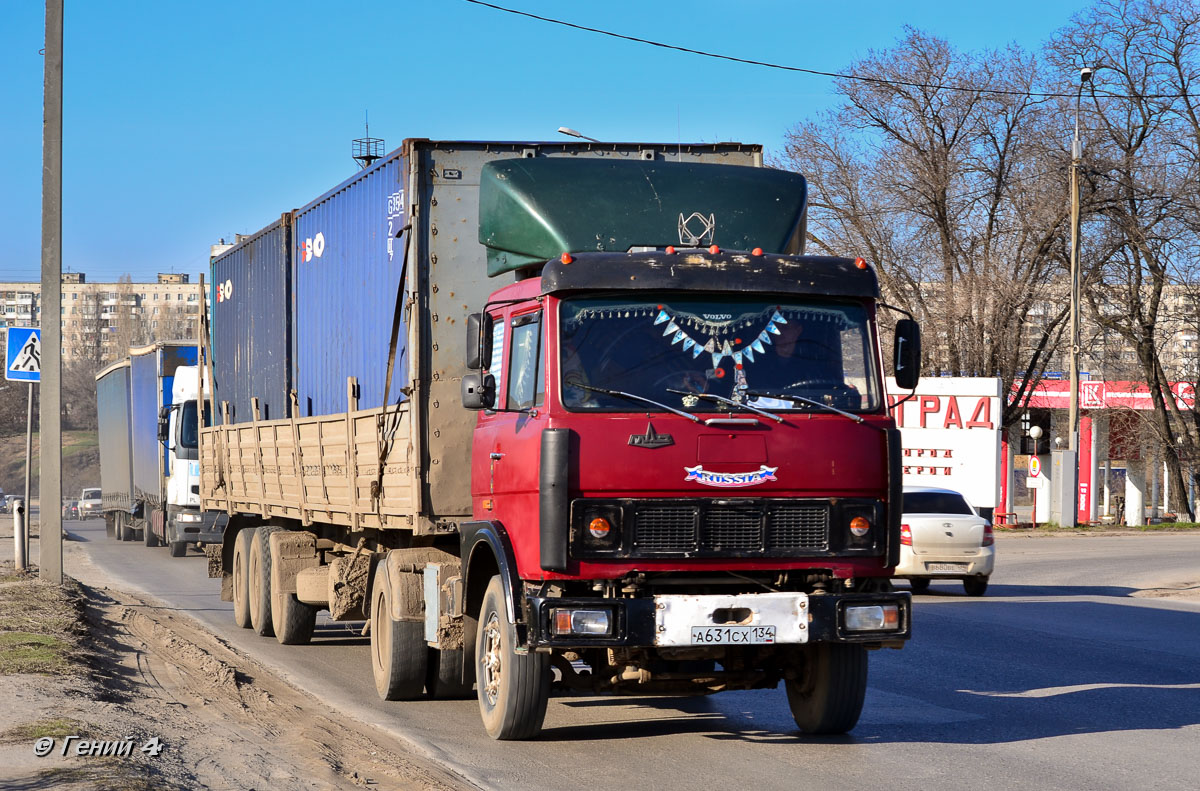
[95,360,135,539]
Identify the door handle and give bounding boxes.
[490,452,504,460]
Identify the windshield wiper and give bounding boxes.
[744,390,869,426]
[574,383,702,423]
[666,389,783,423]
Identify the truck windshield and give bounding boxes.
[558,296,879,412]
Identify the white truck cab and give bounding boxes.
[161,365,224,555]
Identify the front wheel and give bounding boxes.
[785,643,868,735]
[476,575,550,740]
[963,576,989,597]
[908,578,930,593]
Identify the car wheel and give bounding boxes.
[909,578,930,593]
[963,576,989,596]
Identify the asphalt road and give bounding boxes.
[59,522,1200,791]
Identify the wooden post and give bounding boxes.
[289,391,310,526]
[251,397,266,517]
[346,377,359,530]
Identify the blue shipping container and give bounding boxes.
[210,219,291,422]
[292,152,409,416]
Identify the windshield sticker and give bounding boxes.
[684,465,778,488]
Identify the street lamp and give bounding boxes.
[1068,66,1093,455]
[557,126,602,143]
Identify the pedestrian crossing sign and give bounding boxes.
[5,328,41,383]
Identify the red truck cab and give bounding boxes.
[460,245,919,739]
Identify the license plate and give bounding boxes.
[926,562,968,572]
[690,625,776,645]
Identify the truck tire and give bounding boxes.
[370,572,427,700]
[144,516,160,548]
[963,576,989,596]
[427,647,473,699]
[476,575,550,740]
[909,578,930,593]
[248,526,280,638]
[785,643,868,735]
[120,514,135,542]
[231,528,255,629]
[271,535,317,645]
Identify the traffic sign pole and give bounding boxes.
[20,383,33,571]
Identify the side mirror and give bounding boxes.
[157,405,172,442]
[461,372,496,410]
[466,312,494,370]
[893,319,921,390]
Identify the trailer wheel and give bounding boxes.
[144,516,160,548]
[271,538,316,645]
[785,643,868,735]
[476,575,549,740]
[248,526,279,637]
[427,647,473,699]
[231,528,255,629]
[119,513,135,542]
[370,573,427,700]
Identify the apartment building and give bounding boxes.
[1,272,201,366]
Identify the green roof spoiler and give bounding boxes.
[479,158,807,277]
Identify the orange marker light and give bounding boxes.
[854,257,867,269]
[588,517,611,538]
[850,516,870,537]
[752,247,764,256]
[561,252,574,264]
[665,246,676,254]
[709,245,720,255]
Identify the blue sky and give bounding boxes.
[0,0,1092,284]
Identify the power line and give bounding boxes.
[463,0,1198,101]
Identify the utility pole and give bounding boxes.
[1065,66,1092,528]
[40,0,64,584]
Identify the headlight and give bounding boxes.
[175,512,203,524]
[571,501,624,555]
[550,608,612,636]
[844,603,901,632]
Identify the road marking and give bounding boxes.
[960,682,1200,699]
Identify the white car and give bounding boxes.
[895,486,995,596]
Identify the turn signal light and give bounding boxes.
[900,524,912,546]
[588,517,611,538]
[849,516,870,537]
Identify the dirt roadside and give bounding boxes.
[0,524,471,791]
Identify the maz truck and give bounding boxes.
[200,139,919,741]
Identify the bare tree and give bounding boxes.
[781,29,1076,425]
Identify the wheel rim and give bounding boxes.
[481,611,503,706]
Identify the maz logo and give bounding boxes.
[678,212,716,246]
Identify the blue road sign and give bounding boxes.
[5,328,41,383]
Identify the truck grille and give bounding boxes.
[631,501,829,555]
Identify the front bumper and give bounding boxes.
[170,508,227,544]
[526,590,912,649]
